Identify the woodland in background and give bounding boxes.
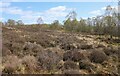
[1,5,120,75]
[1,5,120,38]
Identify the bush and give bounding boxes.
[89,50,108,63]
[79,60,96,71]
[37,49,62,70]
[2,55,21,74]
[63,70,80,74]
[63,51,86,62]
[64,61,79,70]
[2,45,11,56]
[72,51,86,62]
[103,47,118,56]
[23,42,43,56]
[21,55,38,73]
[96,44,106,48]
[10,43,23,56]
[58,36,81,51]
[80,44,93,50]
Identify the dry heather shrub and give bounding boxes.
[64,61,79,70]
[2,45,11,56]
[96,44,106,48]
[58,36,81,50]
[80,44,93,50]
[63,51,86,62]
[89,50,108,63]
[37,49,62,70]
[3,55,21,74]
[21,55,38,73]
[10,43,23,56]
[23,42,43,56]
[63,70,80,74]
[103,47,118,56]
[72,51,87,62]
[79,60,96,72]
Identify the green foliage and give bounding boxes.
[16,20,24,25]
[49,20,62,30]
[3,5,120,37]
[7,19,16,26]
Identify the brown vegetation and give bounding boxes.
[2,25,119,75]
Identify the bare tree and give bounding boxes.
[66,11,77,21]
[37,17,44,25]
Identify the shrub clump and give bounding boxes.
[21,55,38,73]
[80,44,93,50]
[37,49,62,70]
[63,70,81,74]
[2,55,21,74]
[79,60,96,72]
[2,45,11,56]
[64,61,79,70]
[89,50,108,63]
[103,47,118,56]
[63,51,86,62]
[23,42,43,56]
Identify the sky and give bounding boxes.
[0,1,118,24]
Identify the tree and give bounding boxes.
[37,17,44,25]
[105,5,112,16]
[16,20,24,25]
[64,11,78,32]
[66,11,77,20]
[50,20,61,29]
[78,18,87,32]
[64,18,71,31]
[7,19,16,26]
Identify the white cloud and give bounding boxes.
[89,10,101,16]
[0,1,11,7]
[0,17,4,21]
[89,5,118,17]
[48,6,66,12]
[1,3,75,24]
[45,6,68,17]
[101,7,106,10]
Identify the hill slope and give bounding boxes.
[1,25,120,75]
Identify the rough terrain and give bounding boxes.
[1,25,120,75]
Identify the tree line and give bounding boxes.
[1,5,120,37]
